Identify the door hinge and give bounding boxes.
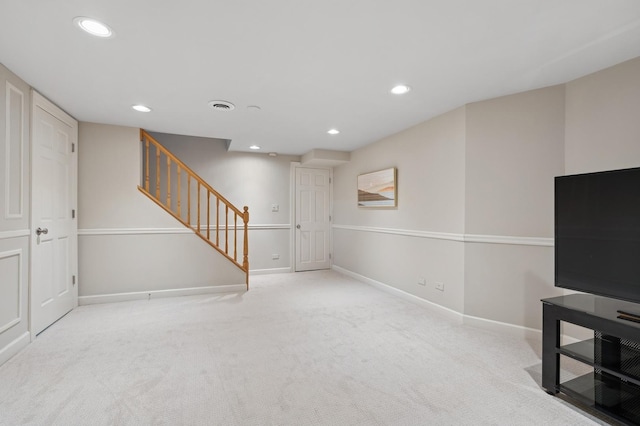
[72,275,76,285]
[329,177,332,184]
[72,143,75,153]
[72,209,75,219]
[329,253,332,260]
[329,215,332,221]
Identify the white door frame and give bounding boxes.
[30,91,78,338]
[290,163,333,272]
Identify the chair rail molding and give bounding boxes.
[332,224,553,247]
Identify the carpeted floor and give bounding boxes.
[0,270,612,425]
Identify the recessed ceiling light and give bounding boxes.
[73,17,113,38]
[327,129,340,135]
[391,85,411,95]
[249,145,261,150]
[132,105,152,112]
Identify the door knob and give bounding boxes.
[36,227,48,236]
[296,224,301,229]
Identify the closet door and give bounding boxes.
[31,91,77,335]
[295,167,331,271]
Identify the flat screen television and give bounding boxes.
[555,166,640,304]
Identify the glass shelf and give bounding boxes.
[561,338,640,385]
[561,372,640,424]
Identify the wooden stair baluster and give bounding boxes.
[177,165,181,217]
[216,198,220,246]
[243,206,249,289]
[155,147,160,199]
[197,181,201,233]
[144,136,150,192]
[207,191,210,241]
[166,156,171,209]
[225,205,229,255]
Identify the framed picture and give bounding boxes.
[357,167,397,208]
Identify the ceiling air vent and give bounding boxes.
[208,100,235,111]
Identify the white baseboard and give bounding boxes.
[463,314,541,340]
[333,265,544,340]
[0,331,30,367]
[332,265,464,325]
[78,284,246,305]
[250,267,292,275]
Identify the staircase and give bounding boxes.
[137,130,250,289]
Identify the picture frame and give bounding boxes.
[357,167,397,208]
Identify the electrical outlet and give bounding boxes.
[272,254,280,260]
[435,282,445,291]
[271,204,279,212]
[417,277,426,286]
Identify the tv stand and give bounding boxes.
[542,294,640,425]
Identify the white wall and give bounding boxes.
[149,132,300,273]
[0,64,31,364]
[463,86,566,329]
[464,86,565,238]
[333,57,640,334]
[560,57,640,339]
[333,107,467,313]
[565,56,640,174]
[78,123,246,300]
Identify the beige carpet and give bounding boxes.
[0,270,610,425]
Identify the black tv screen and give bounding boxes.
[555,167,640,304]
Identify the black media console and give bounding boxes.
[542,294,640,425]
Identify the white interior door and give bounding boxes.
[295,167,331,271]
[31,92,77,336]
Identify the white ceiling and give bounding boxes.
[1,1,640,155]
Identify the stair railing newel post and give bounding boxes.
[243,206,249,289]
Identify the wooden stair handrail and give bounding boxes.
[138,129,249,289]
